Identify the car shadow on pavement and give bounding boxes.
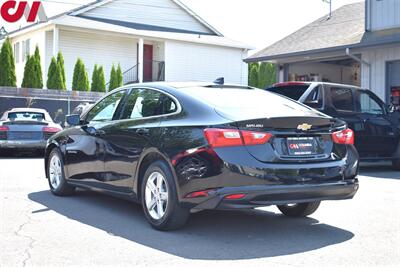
[359,165,400,180]
[28,189,354,260]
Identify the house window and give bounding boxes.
[22,39,30,62]
[13,42,20,63]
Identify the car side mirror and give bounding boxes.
[66,114,81,126]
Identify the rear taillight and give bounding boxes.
[204,128,272,148]
[42,127,61,133]
[0,126,9,132]
[241,131,273,146]
[332,128,354,145]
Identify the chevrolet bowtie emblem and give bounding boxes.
[297,123,312,131]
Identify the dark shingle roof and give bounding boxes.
[246,2,366,62]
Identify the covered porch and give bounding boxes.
[48,25,166,91]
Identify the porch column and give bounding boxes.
[138,38,144,83]
[52,26,59,56]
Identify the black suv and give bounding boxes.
[267,82,400,169]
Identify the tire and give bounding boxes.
[277,201,321,217]
[141,160,189,231]
[47,148,75,196]
[392,159,400,171]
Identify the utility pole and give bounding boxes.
[323,0,332,19]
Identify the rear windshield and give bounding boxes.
[267,85,310,100]
[8,112,45,121]
[181,87,322,120]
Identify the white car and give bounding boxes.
[0,108,62,152]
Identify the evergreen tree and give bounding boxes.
[249,64,259,87]
[0,38,17,87]
[91,64,99,91]
[21,56,34,88]
[47,57,64,90]
[108,64,118,91]
[32,46,43,89]
[97,65,106,92]
[258,62,268,88]
[265,63,277,88]
[72,58,89,91]
[57,51,66,90]
[116,63,123,87]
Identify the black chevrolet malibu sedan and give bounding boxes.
[44,82,359,230]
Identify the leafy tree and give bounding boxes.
[249,64,259,87]
[57,51,66,90]
[47,57,64,90]
[72,58,89,91]
[0,38,16,87]
[108,64,118,91]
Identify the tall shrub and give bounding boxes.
[21,56,34,88]
[47,57,64,90]
[72,58,89,91]
[249,64,259,87]
[116,64,123,87]
[0,38,17,87]
[57,51,66,90]
[97,65,106,92]
[32,46,43,88]
[91,64,99,91]
[258,62,268,88]
[91,64,106,92]
[108,64,118,91]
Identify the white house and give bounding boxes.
[246,0,400,105]
[5,0,251,90]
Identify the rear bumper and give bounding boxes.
[0,140,46,149]
[192,179,359,210]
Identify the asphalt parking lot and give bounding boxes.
[1,157,399,267]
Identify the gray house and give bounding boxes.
[246,0,400,104]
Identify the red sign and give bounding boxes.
[1,1,46,23]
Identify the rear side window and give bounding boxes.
[331,87,355,111]
[121,89,178,119]
[267,85,309,100]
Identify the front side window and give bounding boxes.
[304,86,323,109]
[86,91,125,123]
[121,89,178,120]
[360,91,384,115]
[331,87,355,112]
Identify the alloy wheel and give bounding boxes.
[145,171,169,220]
[49,154,62,189]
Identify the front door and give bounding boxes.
[65,90,126,187]
[355,90,399,158]
[143,45,153,82]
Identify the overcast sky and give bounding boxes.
[1,0,363,51]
